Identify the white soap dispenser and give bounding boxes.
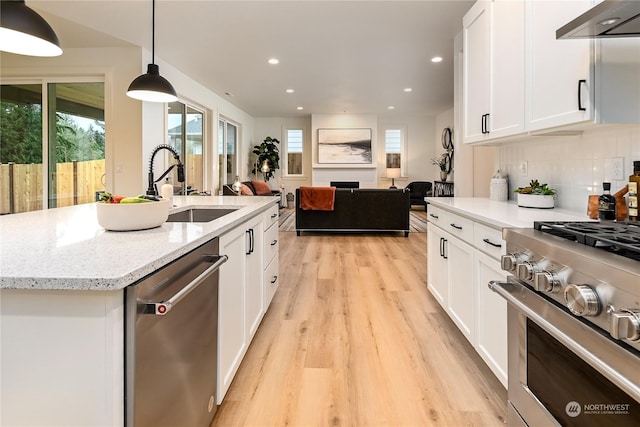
[161,178,173,202]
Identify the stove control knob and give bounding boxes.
[501,253,528,272]
[516,261,540,281]
[564,284,601,317]
[534,271,561,293]
[610,309,640,342]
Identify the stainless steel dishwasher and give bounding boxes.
[125,238,227,427]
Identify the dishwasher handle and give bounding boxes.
[143,254,228,316]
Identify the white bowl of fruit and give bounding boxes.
[96,193,170,231]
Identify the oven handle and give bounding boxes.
[143,254,228,315]
[489,279,640,403]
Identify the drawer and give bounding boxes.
[263,204,279,229]
[427,205,448,227]
[474,222,505,260]
[263,219,279,266]
[444,211,474,245]
[264,253,279,308]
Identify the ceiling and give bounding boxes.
[29,0,473,118]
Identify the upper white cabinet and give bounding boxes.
[526,0,594,131]
[463,0,526,143]
[463,0,640,144]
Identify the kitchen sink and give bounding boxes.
[166,208,238,223]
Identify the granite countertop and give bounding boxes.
[425,197,590,229]
[0,195,278,291]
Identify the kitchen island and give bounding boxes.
[0,195,278,426]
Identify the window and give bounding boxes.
[285,129,303,176]
[1,80,105,214]
[218,118,238,190]
[384,127,406,174]
[168,101,204,194]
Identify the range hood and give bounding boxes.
[557,0,640,39]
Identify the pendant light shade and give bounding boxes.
[0,0,62,57]
[127,63,177,102]
[126,0,177,103]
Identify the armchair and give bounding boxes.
[405,181,433,211]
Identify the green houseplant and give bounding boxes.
[252,136,280,181]
[514,179,557,208]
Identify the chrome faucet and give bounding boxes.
[147,144,185,196]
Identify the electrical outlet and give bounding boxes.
[520,161,528,176]
[612,157,624,180]
[604,158,624,181]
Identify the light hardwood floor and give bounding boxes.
[212,224,507,427]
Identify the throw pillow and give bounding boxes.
[240,184,254,195]
[251,180,272,195]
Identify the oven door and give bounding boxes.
[490,279,640,427]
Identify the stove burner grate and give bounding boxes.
[534,221,640,262]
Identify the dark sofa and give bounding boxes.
[295,188,410,236]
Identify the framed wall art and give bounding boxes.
[317,128,372,164]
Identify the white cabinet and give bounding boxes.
[426,207,508,387]
[245,214,264,341]
[526,0,593,131]
[427,223,448,308]
[217,213,265,404]
[463,0,525,144]
[463,0,640,144]
[263,204,280,308]
[447,236,475,342]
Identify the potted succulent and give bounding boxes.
[514,179,557,209]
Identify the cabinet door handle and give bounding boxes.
[481,114,485,134]
[439,237,444,257]
[578,79,587,111]
[429,213,439,219]
[443,238,448,259]
[270,239,278,246]
[246,229,255,254]
[270,275,278,284]
[450,223,463,230]
[482,238,502,248]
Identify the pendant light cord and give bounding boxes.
[151,0,155,64]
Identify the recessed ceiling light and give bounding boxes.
[599,17,620,26]
[388,106,395,110]
[268,58,279,65]
[286,89,294,93]
[297,106,303,110]
[403,88,413,92]
[431,56,443,63]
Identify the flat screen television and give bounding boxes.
[330,181,359,189]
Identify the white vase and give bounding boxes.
[517,193,555,209]
[440,171,448,181]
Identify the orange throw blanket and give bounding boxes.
[299,186,336,211]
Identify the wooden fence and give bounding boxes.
[0,159,105,214]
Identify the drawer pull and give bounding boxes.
[482,238,502,248]
[270,275,278,284]
[271,213,278,219]
[429,213,439,219]
[450,223,463,230]
[270,239,278,246]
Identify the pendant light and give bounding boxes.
[126,0,177,103]
[0,0,62,57]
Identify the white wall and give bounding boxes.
[497,124,640,212]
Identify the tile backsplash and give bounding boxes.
[498,124,640,214]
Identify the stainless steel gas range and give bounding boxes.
[490,221,640,427]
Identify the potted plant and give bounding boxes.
[431,155,448,181]
[252,136,280,181]
[514,179,557,208]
